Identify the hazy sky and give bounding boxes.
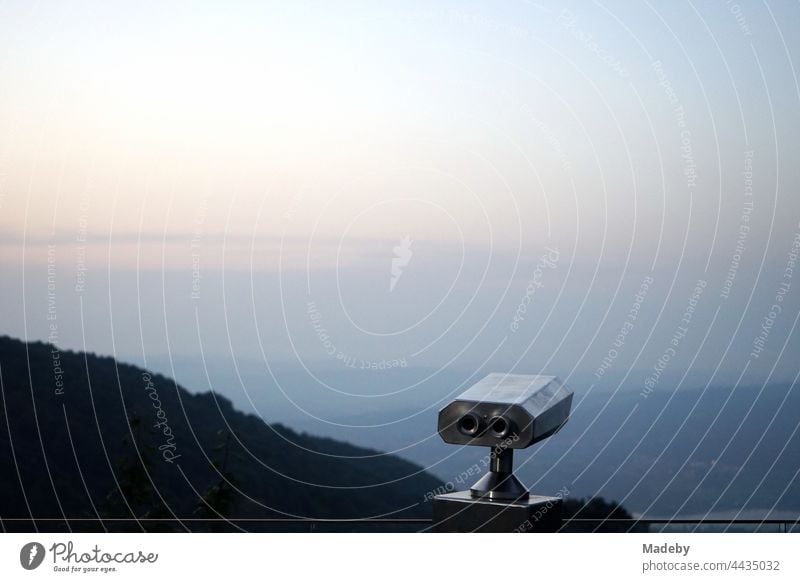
[1,1,799,407]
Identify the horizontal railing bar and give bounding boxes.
[1,518,798,524]
[0,518,431,523]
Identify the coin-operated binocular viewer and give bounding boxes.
[432,373,573,532]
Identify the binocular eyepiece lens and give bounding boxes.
[489,416,512,438]
[456,414,514,438]
[457,413,483,437]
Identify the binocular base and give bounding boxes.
[432,491,562,532]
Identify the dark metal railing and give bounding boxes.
[2,517,799,533]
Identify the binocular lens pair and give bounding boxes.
[438,373,573,449]
[457,413,513,438]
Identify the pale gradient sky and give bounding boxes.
[1,2,799,409]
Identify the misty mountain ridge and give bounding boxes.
[0,336,442,531]
[2,335,797,530]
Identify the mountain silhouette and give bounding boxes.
[0,336,442,531]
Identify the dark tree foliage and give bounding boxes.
[0,336,441,532]
[192,429,241,532]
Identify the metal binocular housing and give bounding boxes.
[438,373,573,450]
[432,373,574,530]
